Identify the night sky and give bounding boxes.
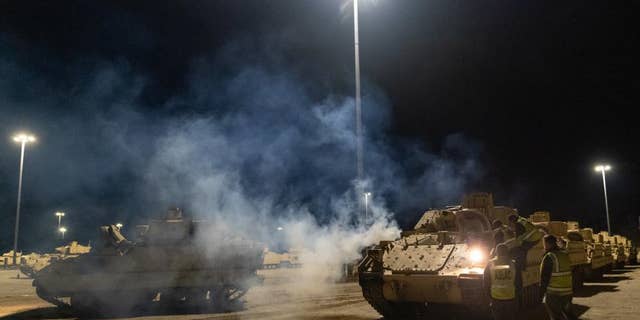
[1,1,639,251]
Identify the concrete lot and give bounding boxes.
[0,266,638,320]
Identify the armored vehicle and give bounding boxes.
[358,193,544,319]
[627,239,638,265]
[33,209,263,316]
[577,228,613,279]
[1,250,21,267]
[618,236,633,265]
[598,231,623,268]
[20,241,92,278]
[529,212,589,288]
[262,248,303,269]
[593,232,615,272]
[612,235,628,268]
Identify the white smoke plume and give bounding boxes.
[0,36,482,287]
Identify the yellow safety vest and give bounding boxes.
[517,217,542,243]
[543,251,573,296]
[489,260,516,300]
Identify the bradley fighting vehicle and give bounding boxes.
[20,241,92,278]
[626,239,638,265]
[615,235,631,265]
[576,228,613,279]
[32,209,263,316]
[607,233,628,268]
[358,193,545,319]
[529,212,589,288]
[598,231,621,268]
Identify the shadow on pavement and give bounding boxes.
[0,307,74,320]
[607,269,632,275]
[521,302,589,319]
[593,275,631,283]
[0,303,246,320]
[313,317,374,320]
[574,284,618,298]
[573,303,589,318]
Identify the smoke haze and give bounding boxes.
[1,35,484,282]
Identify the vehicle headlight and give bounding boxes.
[469,248,485,264]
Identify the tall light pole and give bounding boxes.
[59,227,67,240]
[364,192,371,222]
[12,133,36,266]
[594,164,612,233]
[354,0,363,185]
[55,211,65,228]
[352,0,367,223]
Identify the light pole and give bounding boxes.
[12,133,36,266]
[594,164,612,233]
[353,0,363,187]
[116,223,123,230]
[55,211,65,228]
[363,192,371,222]
[59,227,67,240]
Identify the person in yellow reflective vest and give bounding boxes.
[540,234,576,320]
[507,214,544,303]
[484,243,517,320]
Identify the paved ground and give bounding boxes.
[0,266,638,320]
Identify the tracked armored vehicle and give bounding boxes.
[529,212,589,288]
[627,239,638,265]
[33,209,263,316]
[611,235,628,268]
[358,193,544,319]
[20,241,92,278]
[577,228,613,279]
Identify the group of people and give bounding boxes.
[483,214,577,320]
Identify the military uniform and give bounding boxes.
[540,249,576,320]
[484,257,517,320]
[515,217,543,247]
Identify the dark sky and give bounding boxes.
[1,1,639,250]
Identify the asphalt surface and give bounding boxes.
[1,266,638,320]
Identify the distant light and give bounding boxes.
[276,226,284,231]
[12,133,36,144]
[364,192,372,197]
[59,227,67,233]
[116,223,123,228]
[594,164,611,172]
[55,212,65,217]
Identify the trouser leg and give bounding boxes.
[561,295,577,320]
[545,294,574,320]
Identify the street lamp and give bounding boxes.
[59,227,67,240]
[353,0,364,188]
[363,192,372,222]
[594,164,612,233]
[116,223,123,229]
[55,211,65,228]
[11,133,36,265]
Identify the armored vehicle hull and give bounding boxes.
[20,241,92,278]
[33,211,263,316]
[529,212,589,289]
[358,193,544,319]
[579,228,613,279]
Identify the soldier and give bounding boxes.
[507,214,543,249]
[484,243,517,320]
[508,214,543,279]
[490,220,507,258]
[540,234,576,320]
